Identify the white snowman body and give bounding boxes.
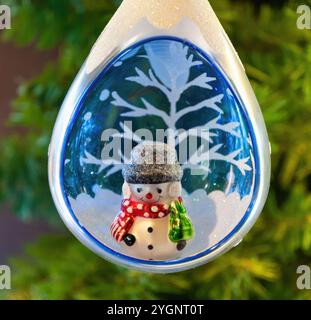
[121,181,187,260]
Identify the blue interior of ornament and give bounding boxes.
[61,37,259,265]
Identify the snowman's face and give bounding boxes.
[126,182,181,204]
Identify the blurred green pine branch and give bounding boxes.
[1,0,311,299]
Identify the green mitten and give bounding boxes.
[169,199,194,243]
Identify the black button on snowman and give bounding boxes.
[111,142,194,260]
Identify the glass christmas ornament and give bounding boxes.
[49,0,271,273]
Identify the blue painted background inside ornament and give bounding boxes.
[62,37,259,262]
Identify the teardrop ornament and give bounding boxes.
[49,0,270,273]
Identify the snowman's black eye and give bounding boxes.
[157,188,162,194]
[137,188,142,193]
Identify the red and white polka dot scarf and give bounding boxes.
[111,198,171,243]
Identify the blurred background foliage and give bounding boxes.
[1,0,311,299]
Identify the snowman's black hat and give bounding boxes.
[123,142,183,184]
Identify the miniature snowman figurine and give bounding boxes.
[111,142,194,261]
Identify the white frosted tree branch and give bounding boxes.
[111,92,146,118]
[140,98,172,127]
[205,117,241,138]
[208,144,252,176]
[186,52,203,68]
[82,151,122,174]
[176,116,241,146]
[183,74,216,91]
[111,92,172,127]
[126,68,216,106]
[174,94,224,123]
[184,144,252,176]
[126,67,171,98]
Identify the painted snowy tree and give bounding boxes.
[82,40,253,196]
